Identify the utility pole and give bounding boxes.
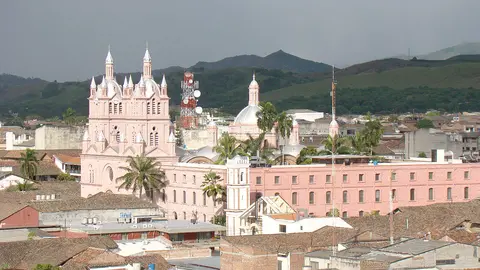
[389,170,394,244]
[331,65,337,257]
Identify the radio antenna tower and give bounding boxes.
[179,72,202,129]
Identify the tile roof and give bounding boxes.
[0,204,31,221]
[10,159,62,176]
[374,139,405,155]
[0,236,117,269]
[269,213,297,221]
[54,153,81,165]
[0,181,81,204]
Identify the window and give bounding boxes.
[343,190,348,203]
[193,192,196,205]
[132,131,136,143]
[436,259,455,265]
[203,214,206,222]
[465,187,469,199]
[326,174,331,183]
[119,103,123,113]
[279,225,287,233]
[375,190,381,202]
[309,175,315,184]
[375,173,380,181]
[465,171,470,179]
[113,103,117,114]
[359,174,364,182]
[154,132,159,146]
[275,192,280,196]
[447,171,452,179]
[192,175,196,184]
[309,192,315,205]
[429,172,434,180]
[342,211,348,218]
[147,102,150,114]
[391,172,396,181]
[116,131,120,142]
[274,176,280,184]
[203,193,207,206]
[410,188,415,201]
[292,176,298,184]
[447,187,452,200]
[391,189,396,200]
[173,174,177,183]
[183,212,186,220]
[311,262,319,270]
[343,174,348,183]
[359,190,364,203]
[359,211,364,217]
[256,176,262,185]
[410,172,415,181]
[429,188,434,201]
[183,191,186,204]
[109,102,113,114]
[173,212,177,220]
[152,99,156,114]
[157,102,161,114]
[183,174,187,183]
[292,192,298,205]
[326,191,331,204]
[149,132,154,146]
[173,190,177,203]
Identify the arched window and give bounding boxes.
[173,211,177,220]
[116,131,120,142]
[89,165,94,184]
[154,132,159,146]
[193,192,196,205]
[343,190,348,203]
[429,188,434,201]
[359,190,364,203]
[464,187,469,199]
[114,103,118,114]
[410,188,415,201]
[359,211,364,217]
[309,192,315,205]
[157,102,161,114]
[147,102,150,114]
[342,211,348,218]
[447,187,452,200]
[149,132,154,146]
[152,99,156,114]
[109,102,112,114]
[375,190,381,202]
[106,166,113,182]
[203,193,207,206]
[173,190,177,203]
[203,214,206,222]
[274,192,280,196]
[183,190,186,204]
[292,192,298,205]
[183,211,186,220]
[119,103,123,113]
[326,191,331,204]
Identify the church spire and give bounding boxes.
[161,74,167,87]
[105,46,114,80]
[143,43,152,79]
[248,72,259,106]
[90,76,96,88]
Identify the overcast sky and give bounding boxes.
[1,0,479,82]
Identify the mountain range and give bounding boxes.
[2,44,480,122]
[394,42,480,61]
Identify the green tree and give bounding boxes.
[416,119,434,129]
[360,117,384,155]
[320,135,352,155]
[213,133,242,165]
[62,107,77,125]
[349,132,367,154]
[116,154,168,202]
[296,146,320,165]
[256,101,277,133]
[33,264,60,270]
[327,208,340,217]
[275,111,293,143]
[239,133,274,162]
[211,215,226,226]
[175,127,184,147]
[201,171,226,204]
[10,180,35,191]
[28,231,36,240]
[418,151,427,158]
[56,173,76,181]
[19,148,39,181]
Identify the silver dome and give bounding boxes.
[234,105,260,125]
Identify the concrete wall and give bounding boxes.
[404,129,463,158]
[39,208,162,226]
[391,243,480,269]
[35,125,85,150]
[183,128,216,150]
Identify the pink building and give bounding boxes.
[248,156,480,218]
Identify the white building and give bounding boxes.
[286,109,325,122]
[262,216,352,235]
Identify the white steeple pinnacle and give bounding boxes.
[252,73,255,81]
[90,76,96,88]
[123,76,128,89]
[100,76,106,88]
[168,131,176,143]
[139,75,145,87]
[105,45,113,64]
[248,72,259,106]
[143,42,151,62]
[128,75,134,87]
[161,74,167,87]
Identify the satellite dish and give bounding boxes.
[188,79,193,84]
[194,90,201,98]
[195,107,203,114]
[183,99,189,105]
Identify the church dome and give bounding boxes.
[144,78,160,97]
[106,79,122,98]
[234,105,260,125]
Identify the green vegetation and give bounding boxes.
[33,264,60,270]
[213,133,243,165]
[201,171,226,203]
[116,154,168,202]
[56,173,76,181]
[20,148,39,181]
[416,119,435,129]
[6,180,36,192]
[211,215,226,226]
[418,152,427,158]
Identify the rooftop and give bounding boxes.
[378,238,453,255]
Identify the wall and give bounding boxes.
[151,247,211,260]
[35,125,85,150]
[39,208,161,226]
[0,174,26,190]
[183,128,216,150]
[404,129,463,158]
[220,240,278,270]
[250,162,480,218]
[304,257,331,270]
[262,216,351,235]
[390,243,480,269]
[1,206,39,228]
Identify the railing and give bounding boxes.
[171,238,220,246]
[66,169,81,174]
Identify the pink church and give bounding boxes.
[80,47,480,232]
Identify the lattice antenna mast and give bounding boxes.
[331,65,337,120]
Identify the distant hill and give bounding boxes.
[190,50,331,73]
[418,42,480,60]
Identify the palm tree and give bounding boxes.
[19,148,39,181]
[349,132,367,155]
[296,146,320,165]
[213,133,242,165]
[116,154,168,202]
[15,180,35,191]
[361,117,384,155]
[239,133,274,162]
[320,135,351,155]
[256,101,278,133]
[201,171,226,203]
[276,112,293,164]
